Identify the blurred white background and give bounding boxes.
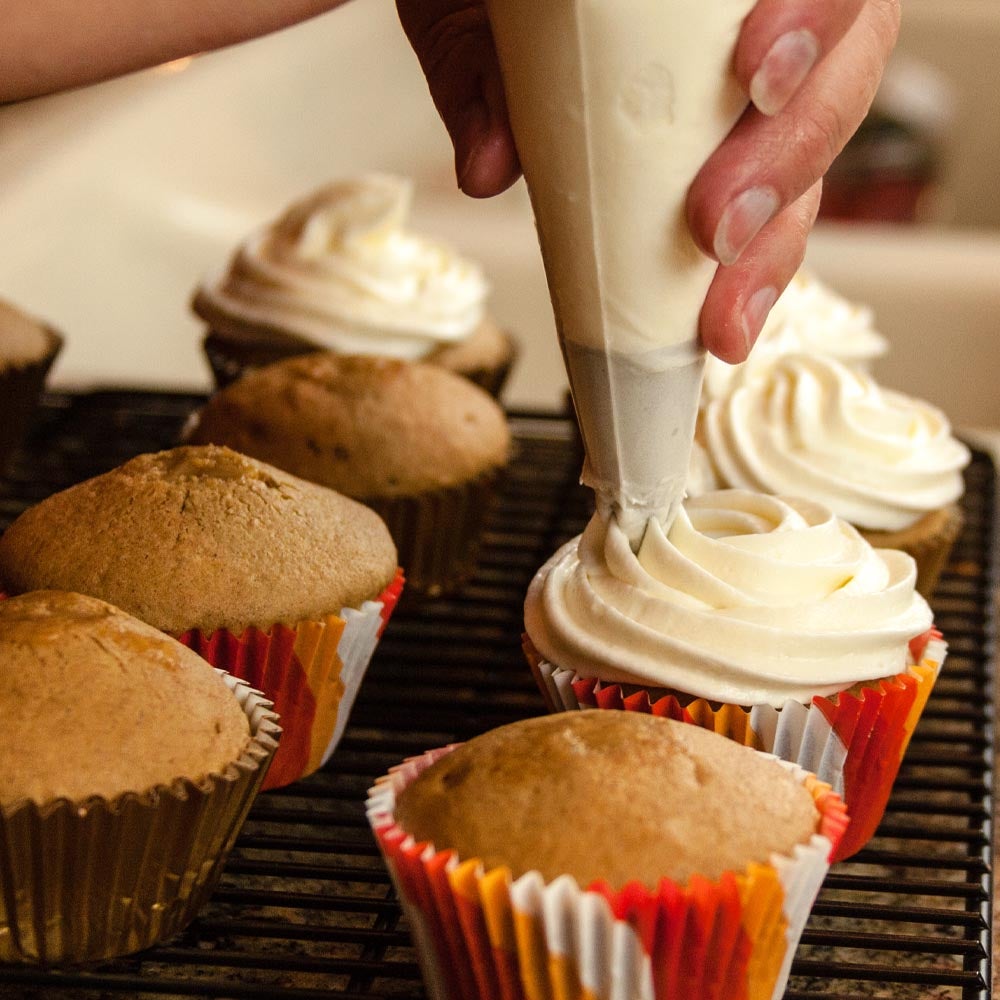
[0,0,997,424]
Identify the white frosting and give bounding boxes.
[196,175,488,359]
[687,440,718,496]
[485,0,754,540]
[699,353,970,531]
[703,271,889,403]
[525,490,932,707]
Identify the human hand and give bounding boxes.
[396,0,900,365]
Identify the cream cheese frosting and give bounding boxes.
[702,271,889,403]
[194,175,488,359]
[524,490,932,707]
[698,352,970,531]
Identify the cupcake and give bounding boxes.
[524,490,946,861]
[0,590,279,964]
[701,269,888,405]
[0,297,63,476]
[0,445,402,790]
[368,710,848,1000]
[192,174,517,397]
[697,351,970,596]
[185,353,512,597]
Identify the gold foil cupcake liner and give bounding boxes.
[368,743,847,1000]
[364,470,502,598]
[0,673,280,965]
[526,631,946,862]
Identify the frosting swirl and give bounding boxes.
[195,175,488,359]
[699,352,970,531]
[524,490,932,707]
[702,270,889,403]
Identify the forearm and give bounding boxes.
[2,0,349,103]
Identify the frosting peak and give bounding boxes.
[195,175,488,358]
[525,490,932,707]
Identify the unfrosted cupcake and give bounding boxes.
[368,710,847,1000]
[193,175,517,397]
[0,445,402,789]
[701,269,888,405]
[0,297,63,475]
[0,590,278,963]
[186,353,512,597]
[697,351,970,596]
[524,489,945,861]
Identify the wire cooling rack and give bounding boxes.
[0,390,993,1000]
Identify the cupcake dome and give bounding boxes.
[0,297,63,474]
[0,444,397,633]
[193,175,516,394]
[0,445,401,789]
[394,710,819,888]
[370,710,847,1000]
[186,354,511,595]
[0,590,278,963]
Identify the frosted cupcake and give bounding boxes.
[193,175,517,397]
[0,591,278,963]
[697,352,970,596]
[524,489,945,861]
[369,710,847,1000]
[0,446,402,789]
[701,270,888,405]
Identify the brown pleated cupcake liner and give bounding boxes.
[363,470,502,599]
[860,504,964,599]
[0,673,280,965]
[0,327,63,476]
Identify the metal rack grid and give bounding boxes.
[0,390,993,1000]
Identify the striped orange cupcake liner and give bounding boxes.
[177,569,403,790]
[525,629,945,862]
[367,745,847,1000]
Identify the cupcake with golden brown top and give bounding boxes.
[524,489,946,861]
[368,711,848,1000]
[193,175,517,397]
[0,297,63,476]
[0,590,278,964]
[0,445,403,789]
[186,353,512,596]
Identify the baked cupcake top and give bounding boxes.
[186,353,512,497]
[0,591,250,805]
[525,490,932,707]
[394,711,820,888]
[697,352,970,531]
[701,270,888,404]
[0,445,398,633]
[193,175,490,360]
[0,298,60,373]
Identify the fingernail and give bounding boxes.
[741,285,779,356]
[713,187,780,265]
[750,29,819,116]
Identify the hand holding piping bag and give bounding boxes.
[398,0,899,547]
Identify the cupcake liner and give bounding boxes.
[0,327,63,476]
[860,505,964,599]
[177,569,403,790]
[525,630,945,862]
[0,672,279,965]
[367,744,847,1000]
[364,473,502,599]
[202,331,318,389]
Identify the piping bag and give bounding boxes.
[484,0,755,547]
